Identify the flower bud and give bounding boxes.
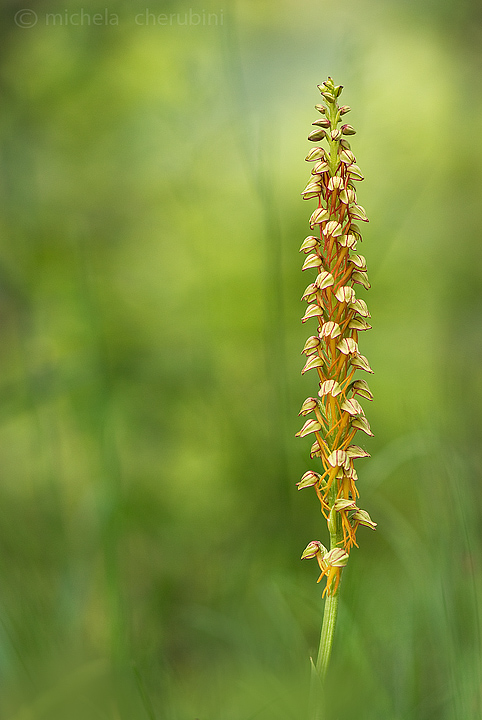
[330,128,342,141]
[308,129,327,142]
[312,118,331,128]
[320,91,336,103]
[314,104,327,114]
[341,124,356,135]
[338,105,351,115]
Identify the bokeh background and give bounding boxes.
[0,0,481,717]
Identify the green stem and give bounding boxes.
[309,492,344,720]
[308,570,343,720]
[315,580,340,679]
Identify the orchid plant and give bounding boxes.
[295,78,376,698]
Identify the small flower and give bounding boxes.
[299,397,319,416]
[301,335,321,354]
[297,471,322,490]
[301,540,327,560]
[296,418,323,438]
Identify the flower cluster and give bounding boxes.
[296,78,376,597]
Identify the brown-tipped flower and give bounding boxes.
[296,79,376,596]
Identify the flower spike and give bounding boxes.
[295,78,376,604]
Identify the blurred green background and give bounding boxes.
[0,0,481,717]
